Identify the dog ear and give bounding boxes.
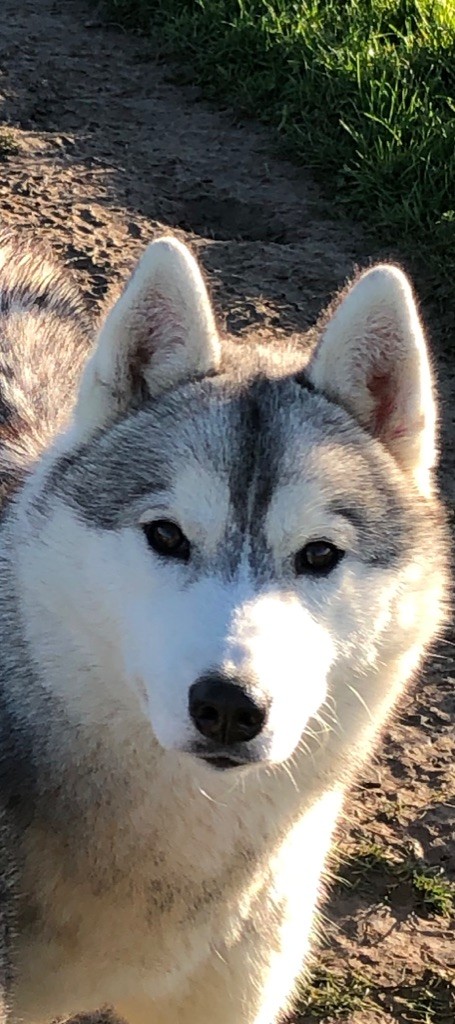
[308,265,437,497]
[73,237,220,437]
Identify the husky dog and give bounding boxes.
[0,232,448,1024]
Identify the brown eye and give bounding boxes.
[142,520,190,562]
[295,541,343,576]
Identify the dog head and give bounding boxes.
[19,238,447,771]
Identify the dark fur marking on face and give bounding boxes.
[32,366,426,581]
[328,492,417,567]
[222,377,282,577]
[35,418,170,529]
[328,503,367,531]
[28,440,101,524]
[228,389,263,532]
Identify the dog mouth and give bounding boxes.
[186,743,256,770]
[201,755,248,770]
[185,740,258,770]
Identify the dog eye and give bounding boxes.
[294,541,343,576]
[142,520,190,561]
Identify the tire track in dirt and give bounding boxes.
[0,2,453,1021]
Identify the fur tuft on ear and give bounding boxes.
[74,237,220,438]
[308,265,437,497]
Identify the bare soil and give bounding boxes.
[0,1,453,1021]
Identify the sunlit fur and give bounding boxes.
[0,234,448,1024]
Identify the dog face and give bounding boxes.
[17,239,446,769]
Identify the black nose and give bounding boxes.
[189,674,268,745]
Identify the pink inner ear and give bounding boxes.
[368,371,406,441]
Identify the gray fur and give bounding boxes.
[33,371,435,578]
[0,232,92,500]
[0,234,448,1024]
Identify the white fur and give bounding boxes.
[309,265,436,496]
[74,237,220,439]
[17,496,334,764]
[0,238,447,1024]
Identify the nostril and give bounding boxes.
[235,706,265,739]
[199,704,219,723]
[194,702,221,738]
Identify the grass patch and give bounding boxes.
[296,965,376,1019]
[338,840,455,917]
[295,965,455,1022]
[104,0,455,306]
[410,865,454,916]
[385,969,455,1023]
[0,128,19,159]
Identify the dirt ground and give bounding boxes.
[0,1,453,1021]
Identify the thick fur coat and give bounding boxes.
[0,234,448,1023]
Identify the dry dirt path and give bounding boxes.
[0,1,453,1022]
